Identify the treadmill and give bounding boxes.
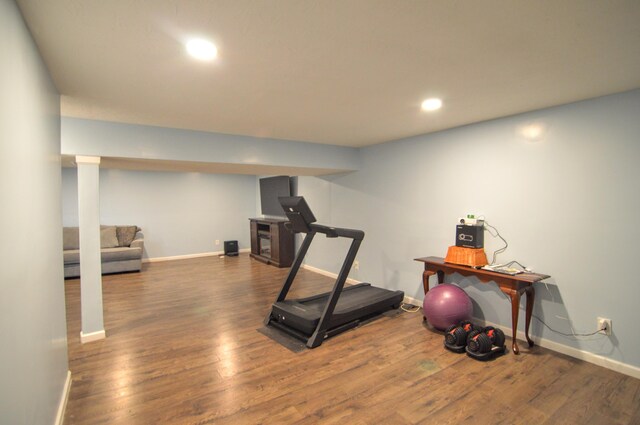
[264,196,404,348]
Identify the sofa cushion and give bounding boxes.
[100,226,119,248]
[63,227,80,250]
[101,247,142,262]
[63,249,80,265]
[116,225,138,247]
[63,247,142,265]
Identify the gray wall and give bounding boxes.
[0,1,68,423]
[299,89,640,369]
[62,168,256,258]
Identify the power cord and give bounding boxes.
[494,290,606,337]
[532,314,605,337]
[482,220,508,265]
[400,303,421,313]
[501,260,527,270]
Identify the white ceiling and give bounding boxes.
[17,0,640,148]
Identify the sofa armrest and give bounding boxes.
[130,232,144,249]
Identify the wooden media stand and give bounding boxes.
[249,218,294,268]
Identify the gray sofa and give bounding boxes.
[63,225,144,279]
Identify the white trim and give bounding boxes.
[301,264,361,285]
[80,329,106,344]
[301,263,420,306]
[402,294,423,307]
[143,248,251,263]
[144,251,219,263]
[473,317,640,379]
[54,370,72,425]
[74,155,100,165]
[301,264,422,308]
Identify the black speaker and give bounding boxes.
[224,240,238,256]
[455,225,484,248]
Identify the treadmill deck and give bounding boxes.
[271,283,404,336]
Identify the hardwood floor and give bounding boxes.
[64,255,640,424]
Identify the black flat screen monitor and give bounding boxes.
[259,176,291,217]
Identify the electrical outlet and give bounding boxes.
[215,240,220,246]
[597,317,612,336]
[353,260,359,270]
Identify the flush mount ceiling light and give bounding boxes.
[421,97,443,111]
[186,38,217,61]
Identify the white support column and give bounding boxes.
[76,155,105,343]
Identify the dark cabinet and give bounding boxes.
[249,218,294,268]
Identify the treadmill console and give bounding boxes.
[278,196,317,233]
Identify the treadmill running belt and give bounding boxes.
[271,283,404,335]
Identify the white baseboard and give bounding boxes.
[55,370,71,425]
[80,329,106,344]
[402,295,423,307]
[301,264,361,285]
[301,264,422,306]
[144,248,250,263]
[301,264,422,308]
[472,317,640,379]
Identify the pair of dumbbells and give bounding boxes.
[444,321,506,360]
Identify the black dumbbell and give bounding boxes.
[466,326,506,354]
[444,320,477,352]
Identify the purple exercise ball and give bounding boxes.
[423,284,472,331]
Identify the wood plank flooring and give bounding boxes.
[63,255,640,424]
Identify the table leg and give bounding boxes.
[422,270,435,295]
[509,289,521,355]
[422,270,435,321]
[525,286,535,348]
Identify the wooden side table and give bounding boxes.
[415,256,550,354]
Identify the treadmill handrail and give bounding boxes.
[265,195,400,349]
[310,224,364,240]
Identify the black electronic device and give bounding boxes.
[259,176,292,217]
[264,196,404,348]
[224,240,238,256]
[455,224,484,248]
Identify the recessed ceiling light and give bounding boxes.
[421,98,443,111]
[186,38,217,61]
[519,122,547,141]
